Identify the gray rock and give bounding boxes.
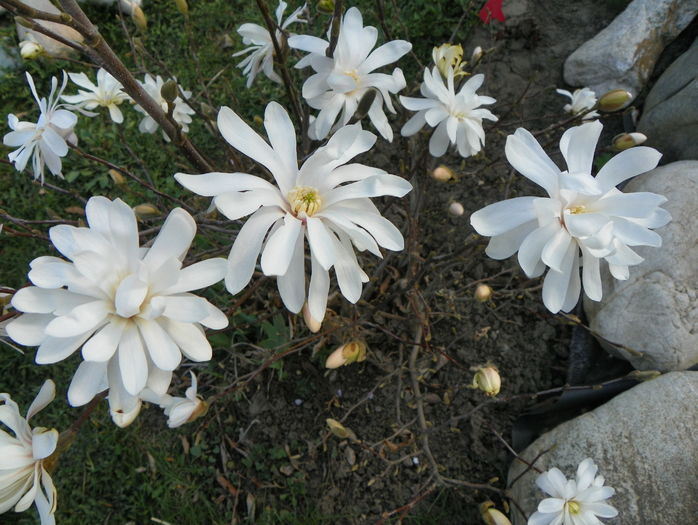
[638,38,698,161]
[508,371,698,525]
[584,161,698,371]
[563,0,698,100]
[0,43,19,77]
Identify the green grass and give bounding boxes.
[0,1,481,523]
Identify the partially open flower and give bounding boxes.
[19,38,43,60]
[471,365,501,396]
[612,132,647,151]
[325,341,367,369]
[433,43,466,78]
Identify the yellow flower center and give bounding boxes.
[568,205,587,215]
[288,186,321,218]
[344,70,361,84]
[567,500,581,515]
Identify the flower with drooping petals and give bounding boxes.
[176,102,412,322]
[6,197,228,427]
[432,43,466,79]
[62,68,131,124]
[400,67,497,158]
[3,72,77,182]
[528,458,618,525]
[142,371,207,428]
[233,1,307,88]
[556,87,599,120]
[134,74,195,141]
[470,120,670,313]
[288,6,411,141]
[0,380,58,525]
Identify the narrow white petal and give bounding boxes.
[81,318,126,361]
[68,360,108,406]
[137,319,181,371]
[542,242,578,313]
[306,217,337,270]
[470,197,538,237]
[559,120,602,176]
[26,380,56,421]
[118,323,148,395]
[260,214,302,276]
[276,231,305,313]
[485,220,537,260]
[162,319,212,362]
[143,208,196,268]
[6,314,53,346]
[163,258,227,294]
[505,128,560,195]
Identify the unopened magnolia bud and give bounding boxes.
[133,203,160,217]
[20,39,43,60]
[448,202,464,217]
[15,16,33,29]
[317,0,334,13]
[188,399,208,423]
[325,341,366,369]
[480,501,512,525]
[160,80,179,104]
[174,0,188,15]
[598,89,632,112]
[470,45,483,64]
[474,284,492,302]
[131,5,148,32]
[612,132,647,151]
[108,168,126,185]
[472,366,501,396]
[431,165,454,182]
[302,303,322,333]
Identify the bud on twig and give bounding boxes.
[448,202,464,217]
[20,39,43,60]
[317,0,335,14]
[325,341,366,369]
[480,501,512,525]
[470,45,484,64]
[598,89,632,112]
[174,0,189,16]
[431,165,454,182]
[133,203,160,218]
[612,132,646,151]
[471,365,501,396]
[160,80,179,104]
[474,284,492,302]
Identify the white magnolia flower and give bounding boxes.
[233,1,307,88]
[288,6,411,141]
[142,371,207,428]
[62,68,131,124]
[6,197,228,427]
[3,72,78,182]
[0,380,58,525]
[529,458,618,525]
[470,120,670,313]
[400,67,497,158]
[134,74,195,141]
[556,87,599,120]
[176,102,412,322]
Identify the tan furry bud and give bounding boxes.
[612,132,647,151]
[131,5,148,32]
[325,341,367,369]
[160,80,179,104]
[302,303,322,333]
[448,202,464,217]
[474,284,492,302]
[174,0,188,15]
[108,169,126,185]
[317,0,334,14]
[431,165,454,182]
[133,203,160,218]
[470,46,483,64]
[598,89,632,112]
[472,366,501,396]
[480,501,512,525]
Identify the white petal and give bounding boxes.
[260,214,302,276]
[81,318,126,361]
[429,120,450,157]
[541,228,573,273]
[162,319,211,362]
[118,323,148,395]
[485,220,537,259]
[470,197,538,237]
[143,208,196,268]
[214,188,284,220]
[505,128,560,195]
[559,120,602,176]
[161,295,210,324]
[538,498,564,513]
[175,171,276,196]
[593,192,667,218]
[308,253,330,322]
[542,242,578,314]
[401,110,427,136]
[361,40,412,73]
[322,174,412,207]
[36,331,93,364]
[263,102,298,194]
[276,231,305,313]
[45,300,110,338]
[595,146,662,192]
[6,314,53,346]
[68,360,108,406]
[114,275,148,318]
[518,222,560,277]
[137,319,181,371]
[306,217,336,271]
[163,258,227,294]
[581,247,602,301]
[32,429,58,462]
[26,380,56,421]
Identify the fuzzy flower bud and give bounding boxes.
[131,5,148,32]
[480,501,512,525]
[470,46,484,64]
[612,132,647,151]
[317,0,334,13]
[474,284,492,302]
[133,203,161,217]
[448,202,465,216]
[471,365,501,396]
[325,341,367,369]
[598,89,632,112]
[20,39,43,60]
[431,164,454,182]
[174,0,188,15]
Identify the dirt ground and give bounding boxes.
[196,1,647,523]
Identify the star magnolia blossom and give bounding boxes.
[176,101,412,322]
[288,6,411,141]
[470,120,670,313]
[556,87,599,120]
[134,74,195,141]
[400,67,497,158]
[3,72,77,182]
[6,197,228,427]
[233,1,306,88]
[62,68,131,124]
[0,380,58,525]
[529,458,618,525]
[142,371,207,428]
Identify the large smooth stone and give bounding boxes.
[563,0,698,100]
[508,371,698,525]
[584,161,698,371]
[638,38,698,162]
